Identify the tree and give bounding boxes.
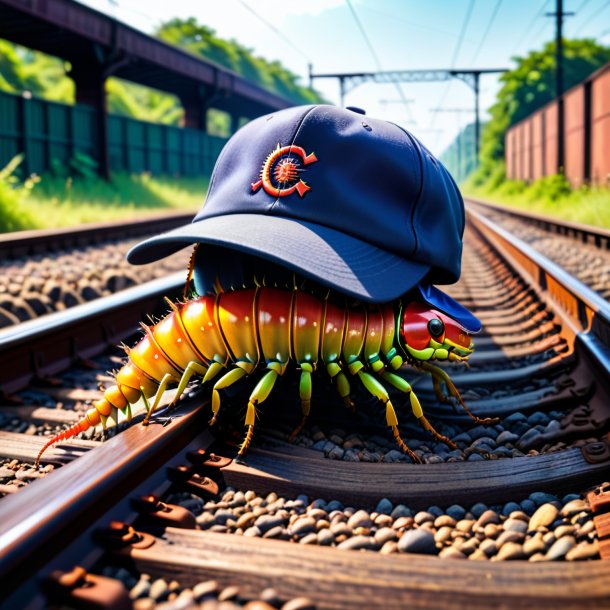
[154,17,324,105]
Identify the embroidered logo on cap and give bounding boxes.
[251,144,318,198]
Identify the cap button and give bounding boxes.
[346,106,366,115]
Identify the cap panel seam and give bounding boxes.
[269,105,320,211]
[394,124,424,258]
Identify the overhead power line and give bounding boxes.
[469,0,503,64]
[574,0,610,35]
[344,0,414,121]
[234,0,311,62]
[510,0,551,55]
[431,0,476,145]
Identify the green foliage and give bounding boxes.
[473,38,610,184]
[463,165,610,228]
[155,17,325,104]
[18,172,207,228]
[440,122,478,184]
[0,155,40,231]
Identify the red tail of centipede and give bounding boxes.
[35,360,157,467]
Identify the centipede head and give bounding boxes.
[399,302,475,363]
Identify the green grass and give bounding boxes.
[462,167,610,228]
[0,160,207,231]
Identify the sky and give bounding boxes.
[78,0,610,156]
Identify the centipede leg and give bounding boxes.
[142,373,175,426]
[238,363,283,455]
[202,358,226,384]
[418,361,498,425]
[210,367,249,425]
[171,361,208,406]
[326,362,355,410]
[289,363,313,441]
[381,370,458,451]
[354,367,420,463]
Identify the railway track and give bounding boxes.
[1,207,610,609]
[466,197,610,300]
[0,212,193,329]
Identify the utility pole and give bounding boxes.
[546,0,573,174]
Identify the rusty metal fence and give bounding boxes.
[505,62,610,187]
[0,89,227,177]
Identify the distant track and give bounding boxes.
[0,211,194,259]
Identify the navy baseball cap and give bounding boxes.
[128,105,475,327]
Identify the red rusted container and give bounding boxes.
[543,101,558,177]
[591,65,610,186]
[563,85,585,187]
[521,117,532,182]
[531,110,544,180]
[505,127,515,179]
[513,123,522,181]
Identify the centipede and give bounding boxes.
[35,248,493,466]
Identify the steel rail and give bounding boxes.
[0,395,212,606]
[0,211,194,259]
[467,206,610,360]
[0,272,185,394]
[466,196,610,250]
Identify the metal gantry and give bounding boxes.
[309,67,508,164]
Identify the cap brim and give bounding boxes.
[127,214,431,303]
[415,283,481,333]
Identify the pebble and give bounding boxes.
[494,542,526,561]
[374,527,398,545]
[317,529,335,546]
[434,515,456,528]
[218,586,240,601]
[503,518,528,534]
[129,578,151,600]
[545,536,576,560]
[446,505,466,521]
[291,517,317,537]
[414,511,435,525]
[193,581,220,601]
[480,539,497,557]
[439,547,467,559]
[496,431,519,444]
[397,529,437,555]
[149,579,169,602]
[523,533,546,557]
[255,514,287,533]
[529,492,558,505]
[566,541,599,561]
[496,530,525,548]
[347,510,372,530]
[300,533,319,545]
[375,498,393,515]
[244,602,276,610]
[529,504,559,531]
[391,504,411,519]
[561,499,588,517]
[337,535,379,551]
[475,510,499,528]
